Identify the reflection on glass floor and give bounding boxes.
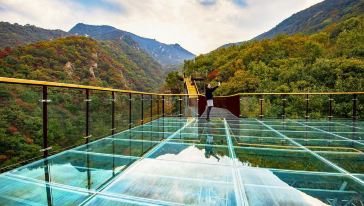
[0,117,363,205]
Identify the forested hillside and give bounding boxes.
[183,16,364,118]
[0,36,165,170]
[184,16,364,94]
[255,0,364,40]
[0,36,163,91]
[0,22,69,48]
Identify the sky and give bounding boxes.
[0,0,323,54]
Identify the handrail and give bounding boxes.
[0,77,363,96]
[0,77,190,96]
[216,91,364,98]
[193,79,200,94]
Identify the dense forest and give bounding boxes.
[0,36,172,170]
[182,16,364,118]
[0,36,164,91]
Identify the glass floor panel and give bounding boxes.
[0,117,363,206]
[9,151,137,190]
[0,175,90,206]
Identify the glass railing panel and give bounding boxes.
[142,94,151,123]
[333,94,352,119]
[48,87,85,154]
[0,84,42,171]
[114,93,129,133]
[131,94,142,127]
[286,94,306,119]
[310,94,330,119]
[89,90,112,141]
[240,95,260,118]
[163,95,173,117]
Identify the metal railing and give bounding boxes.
[0,77,193,171]
[210,92,363,120]
[0,77,363,171]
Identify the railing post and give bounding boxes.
[162,95,165,117]
[141,94,144,125]
[239,96,242,118]
[179,96,182,117]
[282,95,286,120]
[42,85,49,158]
[157,96,160,117]
[111,91,115,135]
[328,94,333,120]
[150,95,153,121]
[129,93,132,129]
[85,89,90,144]
[305,94,309,120]
[259,95,264,119]
[111,91,115,176]
[353,94,358,120]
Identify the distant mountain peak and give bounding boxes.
[0,21,69,48]
[69,23,195,68]
[219,0,364,48]
[254,0,363,40]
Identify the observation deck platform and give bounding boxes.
[0,116,363,205]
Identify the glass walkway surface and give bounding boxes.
[0,117,363,206]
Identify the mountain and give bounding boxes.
[0,36,164,91]
[183,15,364,98]
[220,0,364,48]
[69,23,195,68]
[0,22,69,48]
[255,0,364,40]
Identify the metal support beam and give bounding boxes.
[179,96,182,117]
[150,95,153,121]
[282,95,286,120]
[352,94,357,120]
[129,93,132,129]
[111,91,115,135]
[328,95,333,120]
[157,96,160,117]
[85,89,90,144]
[141,94,144,125]
[42,85,49,158]
[305,94,309,120]
[259,95,264,119]
[162,95,165,117]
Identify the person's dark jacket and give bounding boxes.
[205,86,218,100]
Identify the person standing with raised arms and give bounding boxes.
[205,81,220,121]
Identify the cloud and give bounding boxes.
[0,0,323,54]
[73,0,124,13]
[198,0,217,6]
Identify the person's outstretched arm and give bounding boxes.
[211,82,221,92]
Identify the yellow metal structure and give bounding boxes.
[184,77,199,97]
[1,76,363,97]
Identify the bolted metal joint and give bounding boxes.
[83,135,92,139]
[39,147,52,152]
[39,99,52,103]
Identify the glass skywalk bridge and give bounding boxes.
[0,117,363,205]
[0,77,363,205]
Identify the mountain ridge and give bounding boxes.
[254,0,364,40]
[69,23,195,68]
[219,0,364,48]
[0,22,69,48]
